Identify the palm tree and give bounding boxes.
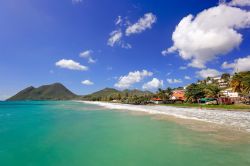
[157,88,166,100]
[165,87,173,99]
[231,73,242,93]
[240,72,250,95]
[231,71,250,95]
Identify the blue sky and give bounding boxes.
[1,0,250,99]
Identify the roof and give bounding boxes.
[151,98,163,101]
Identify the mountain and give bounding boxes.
[7,83,77,101]
[82,88,153,100]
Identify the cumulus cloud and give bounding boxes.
[196,68,222,78]
[107,30,123,47]
[167,4,250,68]
[79,50,96,63]
[81,80,94,85]
[222,55,250,72]
[167,78,183,84]
[184,76,191,80]
[142,78,163,90]
[115,70,153,89]
[229,0,250,6]
[55,59,88,71]
[126,13,157,36]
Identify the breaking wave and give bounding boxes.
[78,101,250,132]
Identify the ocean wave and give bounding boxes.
[78,101,250,132]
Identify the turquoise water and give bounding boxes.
[0,101,250,166]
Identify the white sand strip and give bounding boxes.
[77,101,250,132]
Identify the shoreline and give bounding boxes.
[76,100,250,133]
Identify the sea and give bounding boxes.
[0,101,250,166]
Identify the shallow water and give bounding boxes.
[82,101,250,132]
[0,101,250,166]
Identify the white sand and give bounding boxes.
[77,101,250,132]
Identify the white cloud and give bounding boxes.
[79,50,92,58]
[115,70,153,89]
[121,43,132,49]
[107,13,155,48]
[81,80,94,85]
[179,66,187,70]
[115,16,122,25]
[79,50,96,64]
[107,30,123,47]
[87,57,96,64]
[184,76,191,80]
[55,59,88,71]
[222,55,250,72]
[125,13,157,36]
[166,72,172,76]
[229,0,250,6]
[167,78,183,84]
[196,68,222,78]
[142,78,163,90]
[167,4,250,68]
[161,49,168,56]
[72,0,82,4]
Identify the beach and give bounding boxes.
[80,101,250,133]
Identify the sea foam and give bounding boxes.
[78,101,250,132]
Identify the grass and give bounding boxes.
[161,103,250,111]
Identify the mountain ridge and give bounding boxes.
[7,83,77,101]
[7,83,153,101]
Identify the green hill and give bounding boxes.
[82,88,153,101]
[7,83,77,101]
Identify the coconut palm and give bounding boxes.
[231,71,250,95]
[157,88,165,100]
[231,73,242,93]
[165,87,173,99]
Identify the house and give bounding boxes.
[171,90,185,101]
[150,98,163,104]
[210,76,230,88]
[219,88,240,104]
[221,88,239,98]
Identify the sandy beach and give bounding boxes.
[79,101,250,133]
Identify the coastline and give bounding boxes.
[77,100,250,133]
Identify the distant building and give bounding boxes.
[171,90,185,101]
[150,98,163,104]
[220,88,239,98]
[207,75,230,88]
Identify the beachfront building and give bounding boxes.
[171,90,185,101]
[220,88,239,98]
[219,88,240,104]
[150,98,163,104]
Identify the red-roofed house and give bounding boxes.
[171,90,185,101]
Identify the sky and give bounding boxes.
[1,0,250,99]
